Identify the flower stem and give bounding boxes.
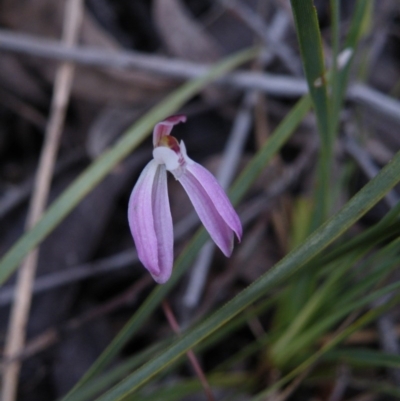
[162,300,215,401]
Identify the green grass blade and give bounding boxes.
[212,331,270,374]
[252,292,400,400]
[271,251,362,366]
[331,0,369,134]
[271,0,393,345]
[0,46,259,285]
[350,379,400,398]
[329,0,340,134]
[92,148,400,400]
[273,235,400,366]
[133,374,251,401]
[230,95,312,205]
[286,0,334,330]
[290,0,331,227]
[273,272,395,368]
[326,348,400,369]
[64,339,173,401]
[279,275,400,366]
[72,296,276,401]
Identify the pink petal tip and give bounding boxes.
[153,115,187,147]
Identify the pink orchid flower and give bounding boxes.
[128,115,242,284]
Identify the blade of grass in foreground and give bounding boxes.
[291,0,369,228]
[282,0,371,329]
[0,46,259,285]
[285,0,334,337]
[213,260,400,380]
[325,348,400,369]
[92,149,400,400]
[330,0,369,135]
[270,251,362,366]
[272,265,400,368]
[132,374,251,401]
[252,291,400,400]
[69,296,276,401]
[329,0,340,129]
[272,234,400,367]
[60,94,313,401]
[291,0,331,227]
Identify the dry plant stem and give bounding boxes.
[0,28,307,96]
[1,1,83,400]
[1,31,400,126]
[162,300,216,401]
[220,0,301,75]
[0,249,139,306]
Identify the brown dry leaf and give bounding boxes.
[86,105,149,158]
[153,0,221,63]
[205,3,257,54]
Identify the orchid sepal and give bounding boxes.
[128,161,173,284]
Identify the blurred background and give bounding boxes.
[1,0,400,400]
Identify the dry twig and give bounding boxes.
[1,1,84,400]
[162,300,216,401]
[0,30,400,126]
[220,0,301,75]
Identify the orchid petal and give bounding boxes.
[153,115,187,147]
[128,160,173,284]
[178,163,240,256]
[185,162,242,241]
